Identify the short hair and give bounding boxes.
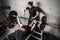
[28,1,33,6]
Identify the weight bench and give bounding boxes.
[25,30,43,40]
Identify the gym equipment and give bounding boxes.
[18,16,59,28]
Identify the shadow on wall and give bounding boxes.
[36,1,41,7]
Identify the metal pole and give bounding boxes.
[18,16,59,28]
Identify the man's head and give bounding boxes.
[28,1,33,8]
[20,25,31,33]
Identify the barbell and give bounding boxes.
[18,16,59,28]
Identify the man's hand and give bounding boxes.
[31,17,35,19]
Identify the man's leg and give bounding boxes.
[15,30,25,40]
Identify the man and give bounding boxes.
[3,20,37,40]
[24,1,47,31]
[24,1,40,25]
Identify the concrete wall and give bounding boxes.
[0,0,60,38]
